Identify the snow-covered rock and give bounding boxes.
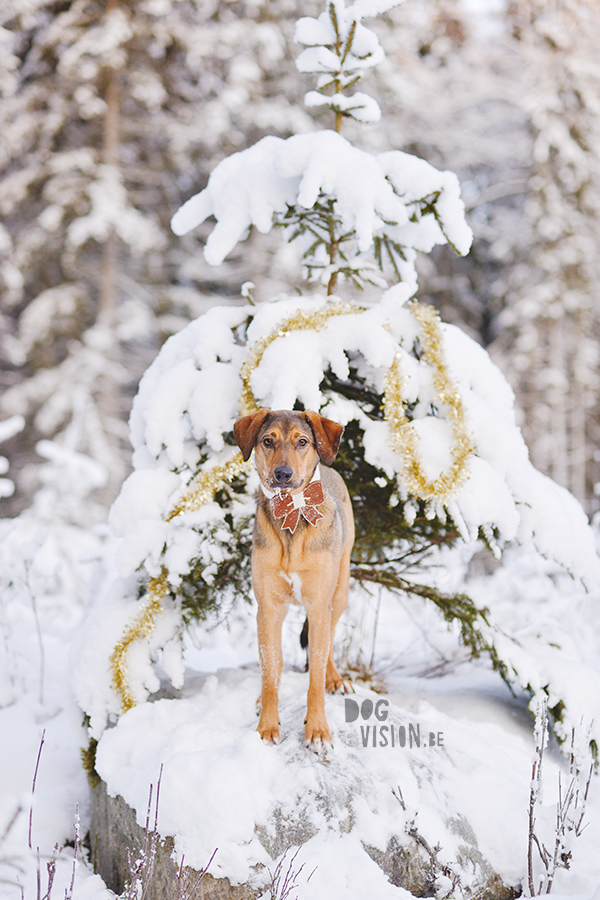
[92,669,522,899]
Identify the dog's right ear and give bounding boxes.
[233,408,271,461]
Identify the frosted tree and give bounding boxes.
[72,0,600,763]
[1,0,160,506]
[491,0,600,511]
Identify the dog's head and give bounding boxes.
[233,408,343,492]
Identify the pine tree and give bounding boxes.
[165,0,476,628]
[85,0,600,759]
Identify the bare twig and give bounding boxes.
[406,821,461,898]
[527,703,593,895]
[392,786,406,811]
[64,804,80,900]
[29,730,46,852]
[528,700,547,896]
[393,787,461,898]
[174,848,217,900]
[267,847,316,900]
[122,767,217,900]
[40,844,58,900]
[123,767,163,900]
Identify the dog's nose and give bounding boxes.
[273,466,293,485]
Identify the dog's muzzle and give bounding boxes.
[273,466,293,485]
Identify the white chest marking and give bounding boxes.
[280,570,303,605]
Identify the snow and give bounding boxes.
[0,465,114,899]
[0,414,25,497]
[171,130,472,279]
[293,0,406,139]
[86,560,600,897]
[3,446,600,899]
[304,90,382,124]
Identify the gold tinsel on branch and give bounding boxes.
[241,299,474,503]
[240,300,367,414]
[109,298,475,714]
[110,454,252,712]
[109,569,171,712]
[383,300,475,503]
[166,452,250,521]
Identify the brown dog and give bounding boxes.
[233,408,354,749]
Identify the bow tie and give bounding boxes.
[270,481,325,533]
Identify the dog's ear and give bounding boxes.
[303,410,344,465]
[233,408,271,461]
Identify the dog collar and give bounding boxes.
[260,466,324,533]
[259,465,321,500]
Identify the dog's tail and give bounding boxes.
[300,617,309,672]
[300,617,309,650]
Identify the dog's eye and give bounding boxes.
[263,437,273,447]
[298,438,308,447]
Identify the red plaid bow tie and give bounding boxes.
[270,481,325,533]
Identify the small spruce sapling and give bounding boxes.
[168,0,479,648]
[100,0,600,766]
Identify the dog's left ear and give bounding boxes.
[303,410,344,465]
[233,408,271,461]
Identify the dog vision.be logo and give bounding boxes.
[345,698,444,750]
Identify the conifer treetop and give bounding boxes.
[295,0,404,130]
[171,130,471,280]
[171,0,471,297]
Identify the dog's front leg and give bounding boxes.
[304,608,332,748]
[255,579,289,744]
[301,567,339,748]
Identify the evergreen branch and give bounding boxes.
[341,20,357,66]
[349,563,509,674]
[384,236,405,281]
[373,236,383,269]
[316,74,362,93]
[407,190,463,256]
[329,2,340,52]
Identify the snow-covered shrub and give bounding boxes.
[79,0,600,749]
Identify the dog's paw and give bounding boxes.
[326,675,354,695]
[304,721,333,752]
[257,721,280,744]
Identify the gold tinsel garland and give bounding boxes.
[383,299,475,503]
[239,300,367,415]
[109,453,253,712]
[109,298,475,713]
[109,569,171,712]
[166,452,250,521]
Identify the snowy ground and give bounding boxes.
[2,494,600,899]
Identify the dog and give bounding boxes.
[233,408,354,749]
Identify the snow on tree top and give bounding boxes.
[294,0,405,130]
[171,130,472,280]
[304,90,382,124]
[295,0,405,53]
